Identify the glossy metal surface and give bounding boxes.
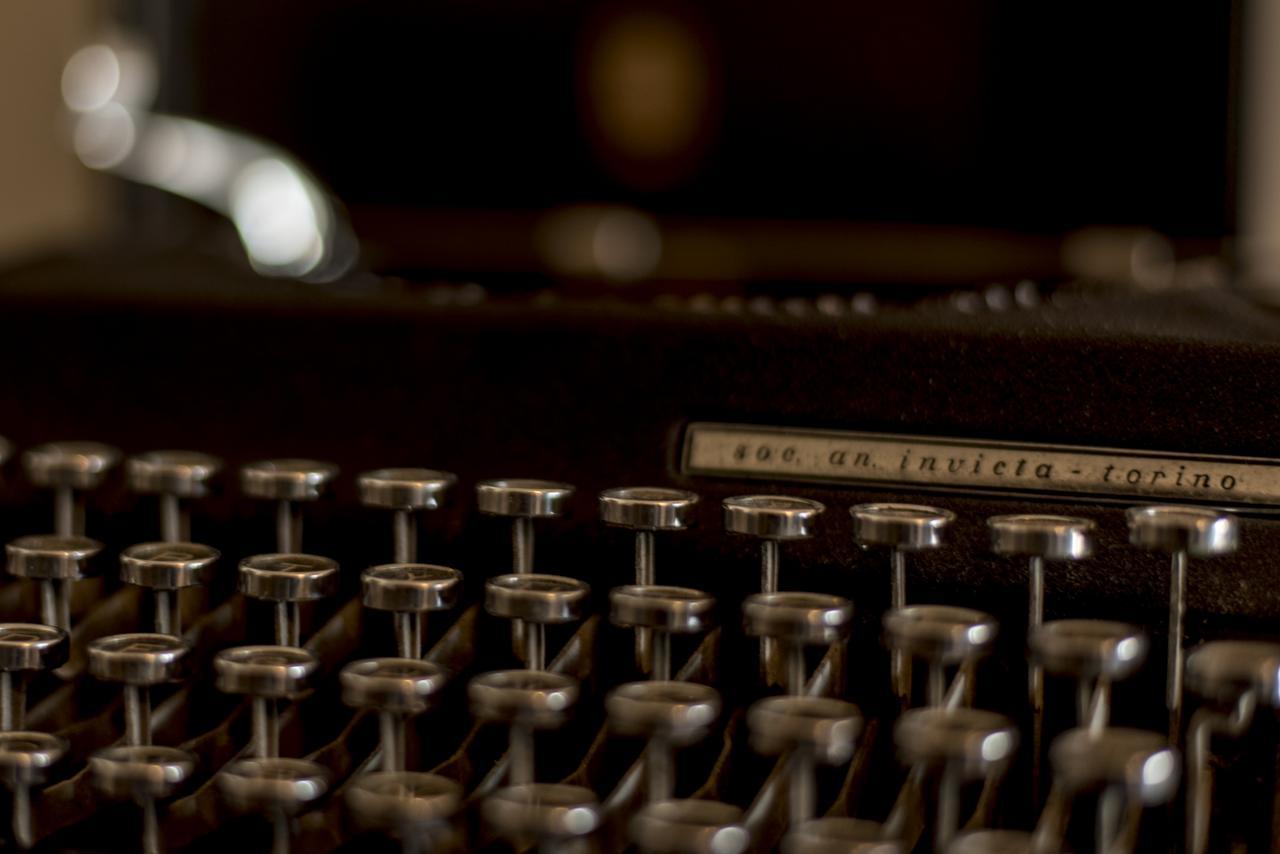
[1185,640,1280,704]
[214,646,318,698]
[126,451,222,497]
[895,707,1019,775]
[362,564,462,613]
[1030,620,1148,681]
[485,573,590,624]
[600,487,699,530]
[988,514,1095,560]
[1050,727,1180,803]
[5,535,102,579]
[723,495,824,540]
[610,585,716,633]
[120,542,219,589]
[476,479,575,517]
[467,670,579,728]
[358,468,457,510]
[0,625,68,672]
[482,782,602,841]
[23,441,121,489]
[340,658,448,715]
[89,745,195,800]
[240,460,339,501]
[631,799,749,854]
[743,592,854,645]
[850,503,954,549]
[87,633,189,685]
[749,696,862,764]
[239,553,339,602]
[607,681,721,743]
[884,605,998,663]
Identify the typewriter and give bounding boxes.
[0,1,1276,851]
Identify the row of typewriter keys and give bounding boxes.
[0,440,1272,852]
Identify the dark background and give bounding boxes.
[131,0,1240,238]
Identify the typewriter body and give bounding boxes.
[0,1,1275,852]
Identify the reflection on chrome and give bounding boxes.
[61,35,355,282]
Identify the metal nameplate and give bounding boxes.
[682,422,1280,509]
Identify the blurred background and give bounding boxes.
[2,0,1275,293]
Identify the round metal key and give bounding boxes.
[611,585,716,680]
[215,646,319,759]
[24,441,120,536]
[896,707,1019,850]
[89,633,190,746]
[477,480,575,520]
[239,554,339,647]
[127,450,223,542]
[220,757,330,854]
[1031,619,1148,730]
[744,592,854,694]
[608,681,721,803]
[341,658,449,773]
[6,534,102,633]
[854,502,956,706]
[885,605,998,707]
[362,564,463,659]
[485,574,590,671]
[358,468,457,563]
[482,782,602,847]
[121,542,220,636]
[0,623,67,731]
[601,487,699,534]
[1127,504,1239,740]
[750,696,863,827]
[469,670,579,786]
[241,459,339,552]
[0,730,67,849]
[1050,727,1179,803]
[631,799,750,854]
[346,771,462,843]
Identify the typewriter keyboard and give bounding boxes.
[0,440,1274,853]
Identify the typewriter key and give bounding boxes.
[341,658,449,773]
[476,479,575,574]
[610,585,716,680]
[895,707,1019,851]
[90,745,195,854]
[482,782,602,851]
[631,799,750,854]
[851,503,955,706]
[240,459,339,552]
[215,645,319,759]
[126,450,222,542]
[1126,504,1238,741]
[750,695,863,828]
[0,624,68,731]
[478,479,575,660]
[884,605,997,708]
[5,533,102,632]
[485,573,589,671]
[346,771,462,853]
[120,542,220,636]
[744,592,854,694]
[1044,727,1179,854]
[88,632,190,746]
[725,495,825,683]
[358,468,457,563]
[0,730,66,849]
[239,553,339,647]
[219,757,330,854]
[782,818,900,854]
[607,681,721,803]
[23,440,121,536]
[363,564,463,659]
[600,487,699,670]
[946,830,1034,854]
[1030,620,1148,732]
[1184,640,1280,854]
[989,516,1094,750]
[468,670,579,787]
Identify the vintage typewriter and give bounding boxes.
[0,1,1276,851]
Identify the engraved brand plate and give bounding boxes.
[682,423,1280,509]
